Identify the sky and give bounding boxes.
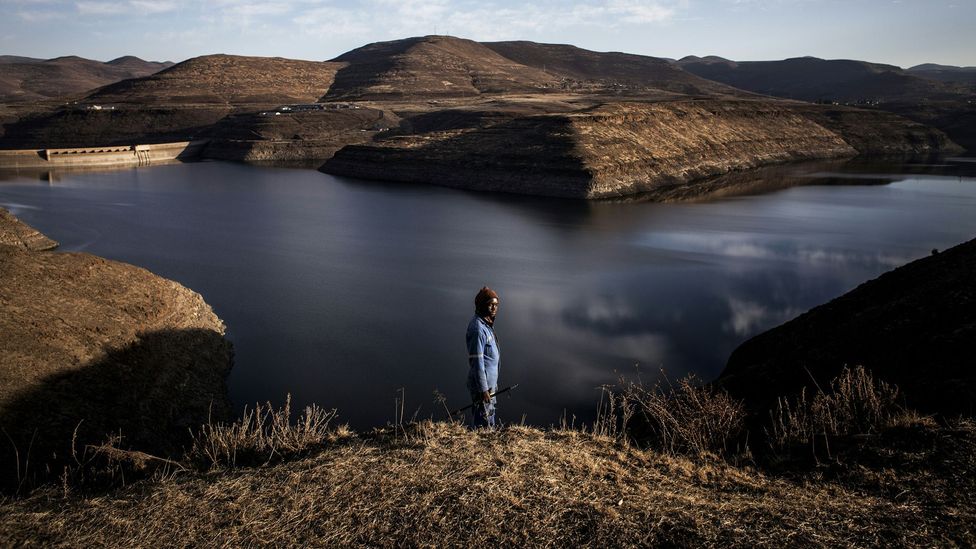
[1,0,974,68]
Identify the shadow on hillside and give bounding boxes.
[322,113,597,198]
[0,107,227,149]
[0,328,233,492]
[720,236,976,419]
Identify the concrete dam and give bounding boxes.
[0,140,208,169]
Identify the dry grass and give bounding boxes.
[597,374,746,460]
[188,394,344,469]
[1,372,973,546]
[767,366,903,458]
[4,420,966,548]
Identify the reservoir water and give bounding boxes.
[2,159,975,428]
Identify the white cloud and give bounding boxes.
[128,0,180,14]
[291,0,682,42]
[75,1,115,15]
[17,9,65,21]
[218,1,292,16]
[639,231,913,268]
[607,0,676,23]
[293,7,373,38]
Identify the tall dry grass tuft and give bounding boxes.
[598,374,746,460]
[767,366,902,458]
[188,394,342,469]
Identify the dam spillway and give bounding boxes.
[0,140,208,169]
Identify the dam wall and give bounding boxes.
[0,140,208,169]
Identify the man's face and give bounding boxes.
[487,297,499,320]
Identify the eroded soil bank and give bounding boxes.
[323,100,959,198]
[0,211,232,490]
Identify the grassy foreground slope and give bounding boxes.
[2,420,973,547]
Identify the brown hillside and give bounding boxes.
[0,221,232,490]
[105,55,174,73]
[204,106,401,162]
[484,41,744,97]
[323,100,863,198]
[324,36,559,100]
[678,56,976,151]
[0,105,233,148]
[86,55,344,105]
[0,55,170,102]
[720,237,976,417]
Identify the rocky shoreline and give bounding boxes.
[0,208,58,250]
[322,99,960,199]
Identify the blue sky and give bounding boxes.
[2,0,973,67]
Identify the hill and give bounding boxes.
[907,63,976,85]
[0,55,171,102]
[85,54,344,105]
[0,213,232,491]
[0,55,348,149]
[675,55,736,66]
[1,37,967,170]
[677,56,970,103]
[0,56,44,64]
[677,56,976,150]
[483,41,743,97]
[322,99,957,198]
[323,35,560,100]
[719,237,976,416]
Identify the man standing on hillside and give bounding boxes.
[467,286,500,429]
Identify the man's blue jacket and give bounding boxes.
[466,315,500,396]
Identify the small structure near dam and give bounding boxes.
[0,140,208,169]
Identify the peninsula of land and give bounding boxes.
[0,209,232,491]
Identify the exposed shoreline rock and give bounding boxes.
[718,237,976,417]
[0,216,232,490]
[0,207,58,250]
[322,99,959,199]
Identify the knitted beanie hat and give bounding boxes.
[475,286,499,312]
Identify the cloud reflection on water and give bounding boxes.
[638,231,915,269]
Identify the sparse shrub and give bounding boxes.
[598,373,746,459]
[188,394,340,469]
[767,366,902,458]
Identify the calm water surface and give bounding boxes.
[2,159,975,427]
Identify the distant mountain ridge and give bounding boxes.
[677,55,972,102]
[66,36,745,106]
[0,55,172,102]
[0,36,966,172]
[907,63,976,85]
[0,55,45,64]
[483,41,742,96]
